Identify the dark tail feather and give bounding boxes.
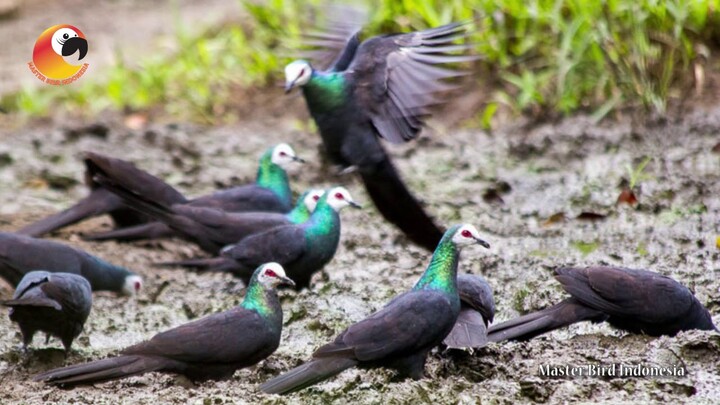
[83,222,175,242]
[154,257,231,270]
[260,358,358,395]
[443,307,489,349]
[487,299,606,342]
[16,189,123,237]
[94,175,179,226]
[359,156,443,251]
[33,355,165,386]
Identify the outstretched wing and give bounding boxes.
[298,5,367,71]
[347,21,476,143]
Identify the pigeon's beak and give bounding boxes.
[284,80,297,94]
[475,238,490,249]
[279,276,296,287]
[292,155,305,163]
[348,200,362,209]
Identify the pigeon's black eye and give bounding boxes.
[279,151,287,156]
[461,230,472,238]
[334,192,344,200]
[63,33,69,39]
[265,269,278,278]
[313,195,320,201]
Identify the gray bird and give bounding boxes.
[260,224,489,395]
[488,266,718,342]
[0,232,142,295]
[443,273,495,350]
[284,14,475,251]
[2,271,92,352]
[34,263,294,386]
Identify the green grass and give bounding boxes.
[2,0,719,123]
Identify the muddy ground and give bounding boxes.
[0,101,718,404]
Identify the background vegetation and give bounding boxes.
[2,0,719,124]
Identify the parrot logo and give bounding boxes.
[28,24,89,85]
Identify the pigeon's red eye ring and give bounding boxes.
[279,151,287,157]
[265,269,278,278]
[313,195,320,201]
[461,230,472,238]
[334,192,344,200]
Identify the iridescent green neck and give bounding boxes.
[285,193,312,224]
[414,228,460,294]
[256,150,291,205]
[303,71,347,111]
[303,195,339,238]
[241,278,274,317]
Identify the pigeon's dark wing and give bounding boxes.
[314,290,455,361]
[221,225,307,268]
[557,267,693,323]
[188,185,291,213]
[347,21,475,144]
[40,274,92,317]
[299,6,366,71]
[122,308,270,363]
[2,272,60,310]
[457,274,495,324]
[85,151,188,206]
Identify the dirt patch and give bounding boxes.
[0,105,718,404]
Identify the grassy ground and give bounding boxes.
[2,0,719,124]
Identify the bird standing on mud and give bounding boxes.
[19,144,304,239]
[284,15,476,251]
[260,224,490,395]
[0,232,142,295]
[34,263,295,386]
[3,271,92,353]
[158,187,361,290]
[488,266,717,342]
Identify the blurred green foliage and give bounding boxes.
[2,0,718,123]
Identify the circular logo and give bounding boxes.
[28,24,89,85]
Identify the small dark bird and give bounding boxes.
[488,266,717,342]
[260,224,490,395]
[96,173,325,254]
[158,187,361,289]
[443,274,495,350]
[18,144,303,238]
[2,271,92,352]
[0,232,142,295]
[284,15,475,251]
[34,263,295,386]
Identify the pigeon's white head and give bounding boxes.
[451,224,490,248]
[122,275,143,296]
[271,143,303,167]
[284,60,313,92]
[257,262,295,289]
[303,189,325,212]
[324,186,362,211]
